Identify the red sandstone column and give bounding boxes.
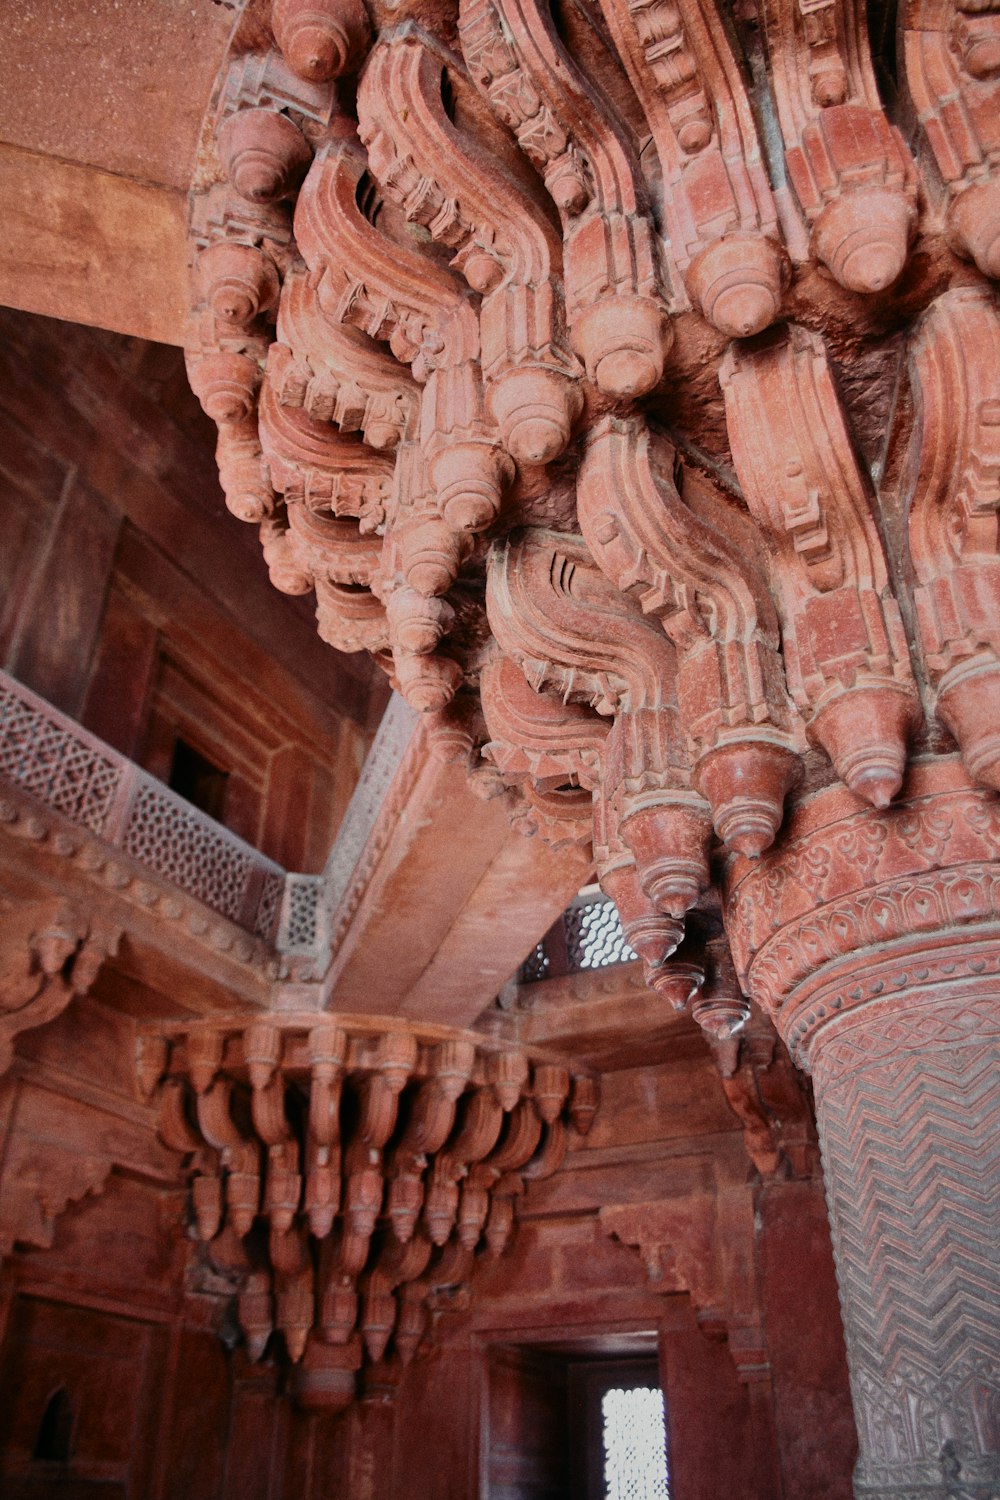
[726,758,1000,1499]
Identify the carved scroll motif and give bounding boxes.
[486,529,713,934]
[480,651,610,791]
[596,0,787,335]
[141,1015,596,1407]
[357,27,583,468]
[271,264,419,454]
[907,286,1000,787]
[295,139,511,560]
[578,415,800,856]
[258,371,396,529]
[459,0,672,393]
[759,0,918,290]
[901,0,1000,278]
[721,326,918,807]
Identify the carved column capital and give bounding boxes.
[724,759,1000,1496]
[726,756,1000,1064]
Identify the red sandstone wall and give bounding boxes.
[0,306,387,870]
[0,1016,856,1500]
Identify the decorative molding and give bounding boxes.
[721,325,918,811]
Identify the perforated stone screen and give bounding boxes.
[0,685,121,835]
[601,1386,670,1500]
[566,897,637,970]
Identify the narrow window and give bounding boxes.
[33,1386,73,1463]
[600,1385,670,1500]
[168,737,229,821]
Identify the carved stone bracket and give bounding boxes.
[599,1188,768,1379]
[901,0,1000,279]
[760,0,918,291]
[906,285,1000,788]
[0,898,119,1076]
[721,324,919,810]
[139,1013,596,1409]
[596,0,788,334]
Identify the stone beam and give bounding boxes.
[320,718,591,1025]
[0,145,189,346]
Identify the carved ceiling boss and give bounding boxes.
[183,0,1000,1490]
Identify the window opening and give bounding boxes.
[601,1385,670,1500]
[168,737,229,822]
[33,1386,73,1463]
[566,896,637,970]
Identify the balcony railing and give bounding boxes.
[0,671,285,941]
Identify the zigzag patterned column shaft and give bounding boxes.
[725,759,1000,1498]
[815,993,1000,1499]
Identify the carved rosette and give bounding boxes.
[139,1014,595,1408]
[726,759,1000,1495]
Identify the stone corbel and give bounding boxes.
[459,0,672,395]
[188,48,341,526]
[720,325,919,807]
[486,528,714,940]
[357,27,583,469]
[0,898,120,1076]
[596,0,787,336]
[480,651,610,793]
[906,286,1000,788]
[258,371,396,532]
[599,1191,765,1374]
[270,265,419,455]
[294,140,509,558]
[477,649,604,849]
[140,1015,596,1407]
[578,414,800,858]
[759,0,918,291]
[708,1005,820,1178]
[901,0,1000,279]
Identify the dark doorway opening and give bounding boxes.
[168,736,229,821]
